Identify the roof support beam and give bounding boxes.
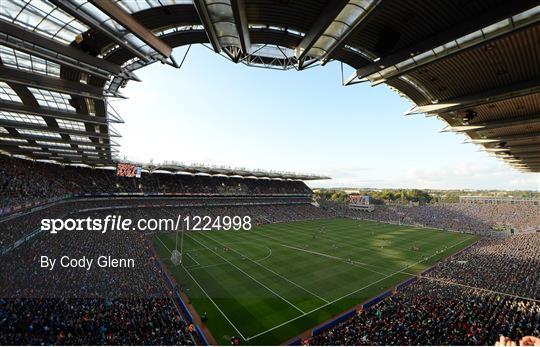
[492,143,540,153]
[193,0,222,53]
[194,1,250,61]
[0,148,115,164]
[443,114,540,133]
[295,0,349,62]
[0,100,111,125]
[505,159,540,165]
[495,152,540,159]
[345,2,539,85]
[0,132,116,148]
[0,19,121,77]
[0,140,115,154]
[408,79,540,115]
[0,120,117,139]
[49,0,149,62]
[321,0,381,64]
[485,147,540,155]
[230,0,251,56]
[466,133,540,144]
[0,66,104,100]
[88,0,172,58]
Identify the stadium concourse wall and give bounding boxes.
[287,238,482,345]
[0,195,69,216]
[0,192,313,255]
[0,192,312,217]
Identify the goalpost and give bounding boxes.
[171,221,184,265]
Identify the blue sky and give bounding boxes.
[112,45,539,191]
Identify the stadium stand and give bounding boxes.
[2,165,538,344]
[0,155,313,211]
[0,155,328,345]
[0,0,539,344]
[318,199,540,235]
[0,207,197,344]
[309,234,540,345]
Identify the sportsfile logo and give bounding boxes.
[41,215,252,234]
[41,215,180,234]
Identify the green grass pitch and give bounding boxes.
[152,218,479,345]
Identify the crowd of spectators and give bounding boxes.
[442,203,540,233]
[2,211,168,298]
[1,298,193,345]
[0,195,320,251]
[0,201,332,344]
[427,234,540,300]
[0,155,312,209]
[309,233,540,345]
[310,279,539,346]
[2,154,539,345]
[318,199,539,235]
[0,208,196,344]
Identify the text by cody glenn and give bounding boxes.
[40,255,135,271]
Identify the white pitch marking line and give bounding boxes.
[200,231,330,304]
[156,233,172,253]
[160,215,474,341]
[156,210,249,340]
[254,245,272,262]
[186,252,200,266]
[254,229,389,275]
[185,232,306,314]
[187,261,228,271]
[181,263,249,341]
[245,235,476,341]
[279,243,388,277]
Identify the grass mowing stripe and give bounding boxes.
[200,231,331,304]
[246,228,390,275]
[248,234,477,341]
[185,232,307,314]
[186,252,200,266]
[152,218,479,345]
[274,218,456,254]
[187,261,228,271]
[279,243,388,276]
[181,263,249,340]
[155,233,248,339]
[156,233,172,253]
[272,220,469,268]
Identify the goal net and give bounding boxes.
[170,249,182,265]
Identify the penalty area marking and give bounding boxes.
[181,263,249,341]
[157,220,476,342]
[154,218,250,340]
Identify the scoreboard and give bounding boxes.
[116,163,142,178]
[349,195,375,211]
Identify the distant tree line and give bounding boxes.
[314,189,433,205]
[314,188,539,205]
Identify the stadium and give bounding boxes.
[0,0,539,346]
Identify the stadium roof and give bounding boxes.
[146,162,329,180]
[0,1,538,172]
